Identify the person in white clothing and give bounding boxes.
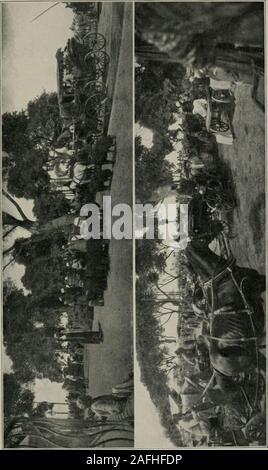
[192,98,207,118]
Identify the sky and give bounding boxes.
[134,124,181,447]
[2,1,74,407]
[134,246,179,449]
[2,2,73,113]
[135,123,154,149]
[135,366,176,449]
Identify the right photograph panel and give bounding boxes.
[135,2,265,447]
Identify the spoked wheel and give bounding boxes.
[210,118,230,133]
[84,93,107,117]
[83,80,107,97]
[206,195,235,213]
[205,185,235,213]
[83,33,106,51]
[84,51,110,74]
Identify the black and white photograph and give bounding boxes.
[2,1,134,448]
[135,2,266,448]
[1,0,267,453]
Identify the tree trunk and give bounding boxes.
[2,212,35,230]
[3,212,76,235]
[37,214,76,234]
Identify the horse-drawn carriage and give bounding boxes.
[56,33,110,138]
[66,36,109,81]
[185,175,235,235]
[182,207,266,443]
[205,86,234,144]
[180,160,265,444]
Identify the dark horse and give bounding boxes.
[185,240,265,377]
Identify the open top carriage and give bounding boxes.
[56,40,110,138]
[205,86,234,142]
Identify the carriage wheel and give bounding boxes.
[206,194,234,213]
[205,182,235,213]
[83,32,106,51]
[83,80,107,97]
[84,92,106,116]
[211,190,235,212]
[84,50,110,72]
[210,118,229,133]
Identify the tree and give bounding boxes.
[5,328,63,383]
[135,136,174,202]
[7,148,49,199]
[4,373,35,419]
[2,191,74,263]
[3,192,74,234]
[3,92,61,156]
[2,111,30,155]
[13,232,66,266]
[136,239,167,278]
[3,282,63,383]
[3,92,63,200]
[21,256,65,297]
[3,212,35,232]
[3,282,32,341]
[27,91,61,151]
[12,330,63,382]
[32,190,70,224]
[135,56,185,130]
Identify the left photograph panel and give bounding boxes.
[2,2,134,448]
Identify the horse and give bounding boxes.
[185,239,265,377]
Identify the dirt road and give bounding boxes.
[84,3,133,396]
[218,81,265,274]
